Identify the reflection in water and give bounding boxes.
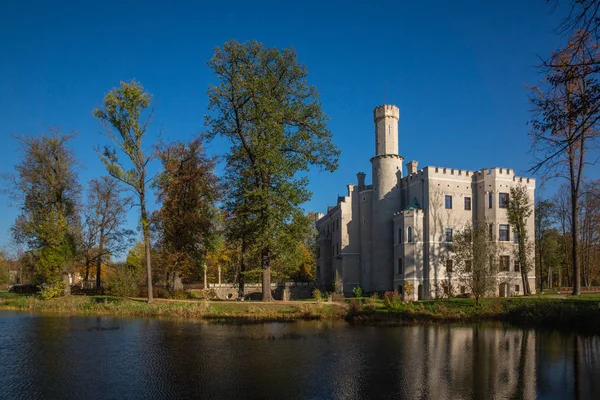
[0,312,599,399]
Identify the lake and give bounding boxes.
[0,311,598,399]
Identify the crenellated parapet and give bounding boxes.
[373,104,400,122]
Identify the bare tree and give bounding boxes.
[81,176,134,290]
[450,220,499,306]
[529,32,600,295]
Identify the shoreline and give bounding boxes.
[1,293,599,334]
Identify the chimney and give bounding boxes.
[406,160,418,175]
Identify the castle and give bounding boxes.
[315,105,536,300]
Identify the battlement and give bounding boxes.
[374,104,400,121]
[474,167,535,185]
[422,166,474,178]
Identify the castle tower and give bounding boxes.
[370,105,403,292]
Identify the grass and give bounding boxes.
[1,291,599,333]
[0,292,345,322]
[345,296,600,334]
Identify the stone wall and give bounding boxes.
[209,282,315,300]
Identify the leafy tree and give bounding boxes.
[93,80,157,302]
[450,220,499,306]
[529,32,600,295]
[153,138,220,292]
[506,185,533,295]
[535,199,555,290]
[81,176,134,290]
[204,40,340,301]
[4,129,81,292]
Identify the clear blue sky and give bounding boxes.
[0,0,591,253]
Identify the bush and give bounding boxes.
[312,288,324,302]
[383,291,402,310]
[105,269,139,297]
[39,282,64,300]
[365,293,379,309]
[352,286,363,298]
[169,290,194,300]
[347,299,362,314]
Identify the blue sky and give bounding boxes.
[0,0,592,253]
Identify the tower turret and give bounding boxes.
[374,104,400,156]
[369,104,403,293]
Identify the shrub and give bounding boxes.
[347,299,362,314]
[312,288,323,302]
[39,281,64,300]
[365,293,379,309]
[383,291,402,310]
[352,286,364,298]
[105,269,139,297]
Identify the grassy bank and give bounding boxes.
[346,295,600,333]
[2,292,599,333]
[0,292,344,322]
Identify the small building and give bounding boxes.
[315,105,535,299]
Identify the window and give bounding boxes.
[500,256,510,271]
[397,258,403,274]
[513,232,518,244]
[499,193,509,209]
[499,224,510,241]
[515,284,520,293]
[316,247,321,259]
[514,260,520,272]
[332,246,334,256]
[445,195,453,209]
[464,196,471,210]
[460,286,466,295]
[488,192,493,209]
[398,228,402,244]
[408,227,413,243]
[465,260,472,272]
[446,259,453,273]
[489,223,493,240]
[445,228,453,242]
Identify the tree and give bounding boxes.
[81,176,134,290]
[579,180,600,286]
[450,220,499,306]
[535,199,555,290]
[93,80,157,302]
[529,32,600,295]
[4,129,81,292]
[506,185,533,295]
[204,40,340,301]
[153,138,220,292]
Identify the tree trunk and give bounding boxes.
[95,230,105,292]
[140,196,153,303]
[84,260,90,289]
[571,191,580,295]
[239,239,246,299]
[261,248,273,302]
[173,271,183,291]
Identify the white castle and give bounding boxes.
[315,105,536,300]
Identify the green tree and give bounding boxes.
[93,80,157,302]
[153,138,220,292]
[5,129,81,293]
[535,199,554,290]
[450,220,499,306]
[506,185,533,295]
[204,40,340,301]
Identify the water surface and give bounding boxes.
[0,311,598,399]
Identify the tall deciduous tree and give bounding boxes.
[93,80,157,302]
[4,129,81,291]
[529,32,600,295]
[153,138,220,292]
[204,40,340,301]
[450,220,499,306]
[506,185,533,295]
[535,199,555,290]
[81,176,134,290]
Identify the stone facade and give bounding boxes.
[315,104,536,299]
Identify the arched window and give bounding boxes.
[398,228,402,244]
[407,227,413,243]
